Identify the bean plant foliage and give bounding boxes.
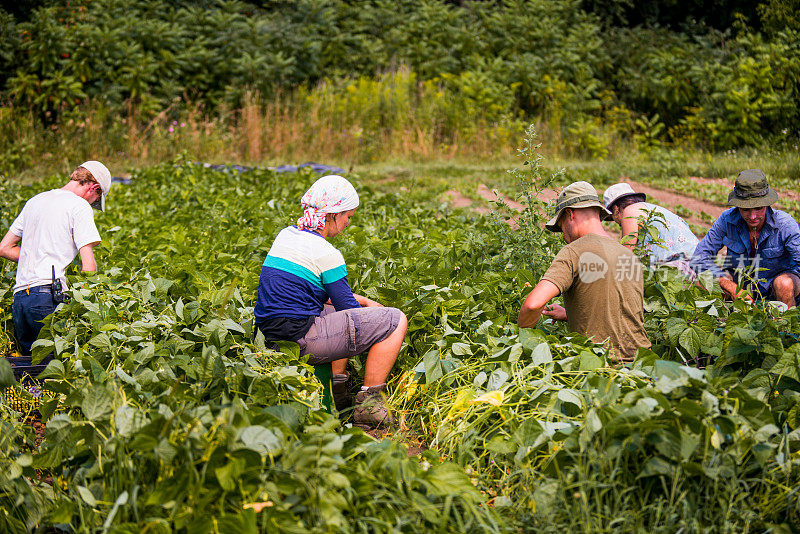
[1,155,800,531]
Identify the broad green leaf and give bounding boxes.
[679,327,701,359]
[665,317,687,344]
[264,405,301,431]
[76,485,97,507]
[423,350,444,383]
[240,426,282,455]
[637,456,674,478]
[451,342,472,356]
[221,318,246,334]
[425,463,479,497]
[48,500,76,524]
[30,338,55,363]
[531,342,552,366]
[532,481,559,513]
[215,512,257,534]
[0,359,15,387]
[115,404,144,437]
[81,385,113,421]
[519,328,544,350]
[485,436,516,454]
[557,389,582,408]
[578,351,603,370]
[89,332,113,351]
[115,366,140,390]
[770,344,800,381]
[473,371,487,388]
[585,408,602,433]
[487,369,509,390]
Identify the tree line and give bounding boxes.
[1,0,799,150]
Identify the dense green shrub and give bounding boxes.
[1,0,798,152]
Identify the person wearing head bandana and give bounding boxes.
[254,175,407,428]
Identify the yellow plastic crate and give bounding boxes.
[2,380,43,413]
[1,357,48,414]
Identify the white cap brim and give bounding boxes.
[79,161,111,211]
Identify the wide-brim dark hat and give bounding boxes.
[545,181,612,232]
[728,169,778,208]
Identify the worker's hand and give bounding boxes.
[358,296,384,307]
[542,304,567,321]
[719,277,752,303]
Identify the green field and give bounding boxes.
[2,143,800,531]
[3,0,800,530]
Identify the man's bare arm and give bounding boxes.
[78,242,99,272]
[518,280,561,328]
[353,293,383,307]
[0,231,21,262]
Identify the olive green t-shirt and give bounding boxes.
[541,233,651,363]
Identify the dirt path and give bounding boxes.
[442,189,479,210]
[442,178,737,234]
[687,175,800,203]
[620,178,724,228]
[442,184,556,216]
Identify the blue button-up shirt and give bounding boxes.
[691,207,800,296]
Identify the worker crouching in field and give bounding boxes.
[691,169,800,308]
[603,183,698,277]
[253,175,407,428]
[518,181,651,364]
[0,161,111,362]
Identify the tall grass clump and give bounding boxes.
[0,69,524,180]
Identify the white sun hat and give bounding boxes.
[602,183,647,211]
[79,161,112,211]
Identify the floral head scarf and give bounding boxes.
[297,175,360,231]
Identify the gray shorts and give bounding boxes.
[297,305,403,364]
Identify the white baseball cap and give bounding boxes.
[602,183,646,211]
[79,161,111,211]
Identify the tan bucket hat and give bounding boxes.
[727,169,778,209]
[545,181,612,232]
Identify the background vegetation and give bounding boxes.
[3,3,800,529]
[1,0,799,178]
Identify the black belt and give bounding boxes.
[22,285,53,295]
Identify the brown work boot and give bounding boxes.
[353,383,393,428]
[332,373,353,413]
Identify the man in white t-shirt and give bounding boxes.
[0,161,111,359]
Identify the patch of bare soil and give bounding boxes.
[442,190,477,209]
[476,184,558,207]
[476,184,526,211]
[442,179,725,233]
[687,175,734,189]
[441,184,558,219]
[620,178,724,229]
[373,173,398,184]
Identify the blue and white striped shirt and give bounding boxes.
[254,226,360,322]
